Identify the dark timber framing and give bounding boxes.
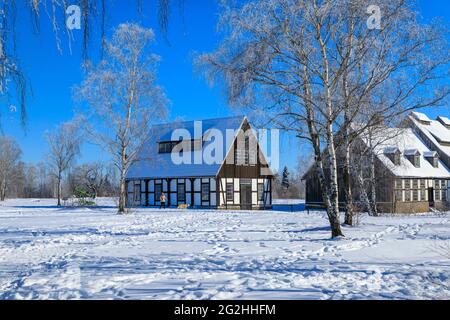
[302,126,450,214]
[126,117,274,210]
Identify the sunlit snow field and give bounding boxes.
[0,198,449,300]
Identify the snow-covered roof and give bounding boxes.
[423,151,438,158]
[365,128,450,178]
[411,111,431,123]
[404,149,420,156]
[437,116,450,126]
[410,115,450,154]
[126,116,248,179]
[384,147,400,154]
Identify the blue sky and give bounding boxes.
[3,0,450,173]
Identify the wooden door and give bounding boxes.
[240,184,252,210]
[428,187,435,207]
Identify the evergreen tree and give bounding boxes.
[281,166,290,190]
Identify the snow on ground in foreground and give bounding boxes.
[0,198,449,300]
[272,199,304,205]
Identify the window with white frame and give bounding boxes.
[395,190,403,202]
[257,183,264,202]
[134,182,141,202]
[155,184,162,202]
[201,183,210,202]
[226,183,234,202]
[177,183,185,202]
[405,190,411,202]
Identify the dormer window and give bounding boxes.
[404,149,421,168]
[384,147,401,166]
[159,141,179,154]
[433,157,438,168]
[414,155,420,167]
[424,151,439,168]
[158,139,202,154]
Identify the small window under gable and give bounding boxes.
[404,149,421,168]
[424,151,439,168]
[235,130,257,166]
[226,183,234,202]
[384,147,401,166]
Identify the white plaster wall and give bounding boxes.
[186,180,191,192]
[194,179,201,191]
[210,193,217,206]
[186,193,192,205]
[194,193,201,206]
[170,179,176,191]
[149,180,154,192]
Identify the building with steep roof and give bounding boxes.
[408,111,450,169]
[303,124,450,213]
[125,116,274,209]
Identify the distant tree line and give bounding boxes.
[0,135,118,201]
[0,135,312,202]
[0,23,167,213]
[273,166,306,200]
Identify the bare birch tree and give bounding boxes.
[47,120,81,206]
[77,23,168,214]
[197,0,449,236]
[198,0,351,237]
[0,136,22,201]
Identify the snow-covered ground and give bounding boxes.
[0,198,449,300]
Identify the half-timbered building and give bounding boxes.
[303,125,450,213]
[125,116,274,209]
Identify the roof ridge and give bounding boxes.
[153,115,245,128]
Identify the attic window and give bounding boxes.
[180,139,202,152]
[404,149,421,168]
[424,151,439,168]
[384,147,401,166]
[235,132,257,166]
[158,139,202,154]
[158,141,179,154]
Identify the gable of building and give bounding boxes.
[217,118,274,178]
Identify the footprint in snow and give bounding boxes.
[258,242,267,247]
